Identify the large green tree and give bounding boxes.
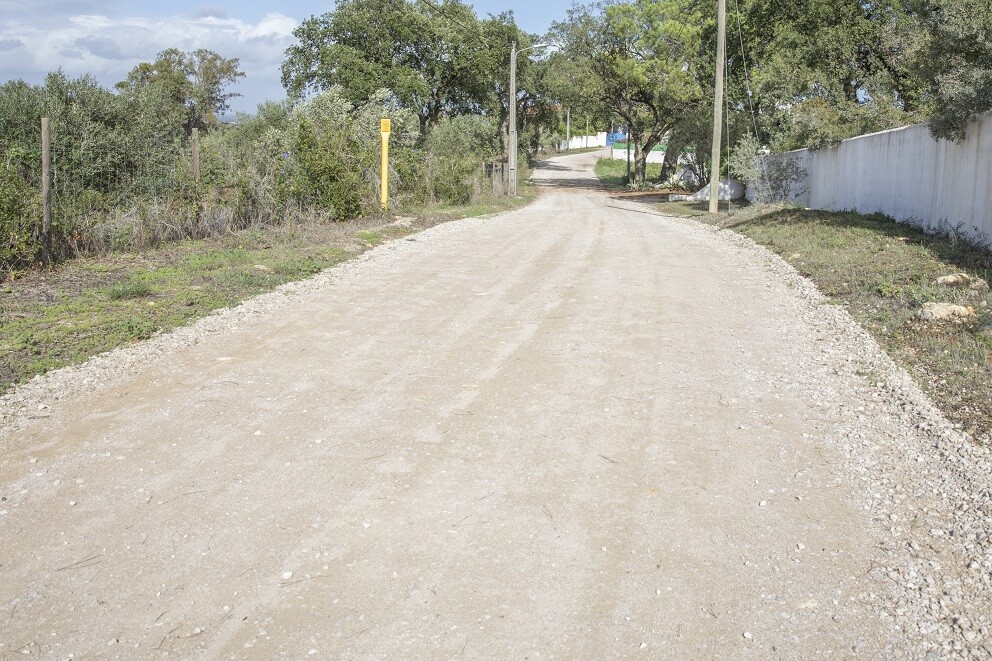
[727,0,925,151]
[916,0,992,140]
[117,48,244,134]
[282,0,521,134]
[553,0,706,186]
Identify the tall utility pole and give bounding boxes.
[509,41,549,197]
[509,42,519,196]
[708,0,727,214]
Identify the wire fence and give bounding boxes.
[49,123,194,254]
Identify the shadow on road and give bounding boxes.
[531,160,607,191]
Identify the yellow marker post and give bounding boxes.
[380,118,392,211]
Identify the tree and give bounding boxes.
[725,0,928,151]
[554,0,706,186]
[535,47,612,147]
[117,48,245,134]
[918,0,992,140]
[282,0,507,134]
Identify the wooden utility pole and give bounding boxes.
[708,0,727,214]
[509,42,518,196]
[508,41,549,196]
[41,117,52,266]
[191,128,201,185]
[585,116,590,149]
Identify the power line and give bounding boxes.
[732,0,761,143]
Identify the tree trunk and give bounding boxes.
[634,152,648,187]
[659,133,688,185]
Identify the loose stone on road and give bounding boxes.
[2,151,990,658]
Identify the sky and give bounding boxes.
[0,0,574,114]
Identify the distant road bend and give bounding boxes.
[2,150,979,657]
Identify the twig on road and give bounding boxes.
[157,624,183,651]
[56,554,103,572]
[160,490,206,505]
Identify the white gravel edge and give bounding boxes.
[0,208,532,437]
[670,213,992,659]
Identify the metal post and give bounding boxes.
[585,116,590,149]
[380,118,392,211]
[509,41,518,196]
[41,117,52,266]
[708,0,727,214]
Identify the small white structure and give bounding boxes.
[670,179,745,202]
[608,145,666,164]
[561,132,608,150]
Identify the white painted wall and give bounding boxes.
[607,145,667,163]
[753,113,992,244]
[560,132,608,150]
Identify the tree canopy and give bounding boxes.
[552,0,708,185]
[117,48,245,134]
[281,0,536,136]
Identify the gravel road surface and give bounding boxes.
[2,151,991,658]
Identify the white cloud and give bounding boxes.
[0,10,299,110]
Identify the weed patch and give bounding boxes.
[356,230,384,246]
[106,281,154,300]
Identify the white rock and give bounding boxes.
[918,302,974,321]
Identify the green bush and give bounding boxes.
[0,153,39,269]
[285,118,365,220]
[423,116,499,205]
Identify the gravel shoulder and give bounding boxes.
[1,151,990,658]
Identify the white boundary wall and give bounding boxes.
[607,145,666,163]
[560,132,608,150]
[756,113,992,244]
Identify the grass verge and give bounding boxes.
[700,205,992,441]
[594,157,664,190]
[0,187,537,393]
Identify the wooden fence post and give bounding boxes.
[191,128,201,185]
[41,117,52,266]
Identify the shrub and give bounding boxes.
[0,151,39,269]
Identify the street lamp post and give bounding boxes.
[509,41,550,196]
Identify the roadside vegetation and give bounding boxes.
[701,206,992,441]
[549,0,991,188]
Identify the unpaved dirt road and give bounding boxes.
[2,152,988,658]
